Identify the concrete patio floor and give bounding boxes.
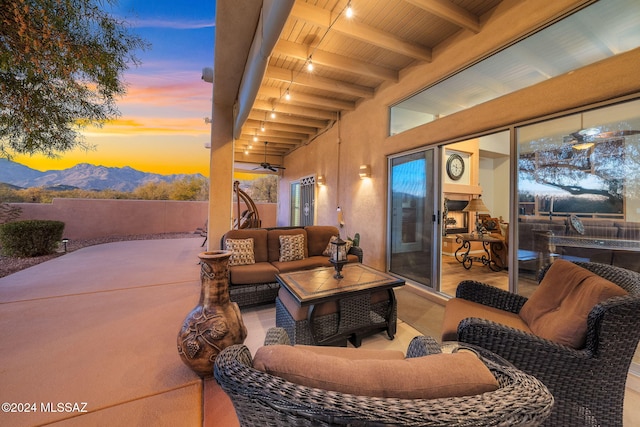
[0,238,206,427]
[2,237,640,426]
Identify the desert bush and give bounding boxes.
[0,220,65,257]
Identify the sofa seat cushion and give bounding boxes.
[272,256,327,273]
[442,298,531,342]
[520,259,628,348]
[253,345,499,399]
[229,262,279,285]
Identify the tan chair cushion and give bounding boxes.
[293,345,405,361]
[520,259,628,348]
[254,345,498,399]
[442,297,531,342]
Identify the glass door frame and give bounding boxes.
[386,146,440,290]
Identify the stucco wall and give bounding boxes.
[10,199,277,240]
[279,0,640,270]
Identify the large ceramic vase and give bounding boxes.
[177,250,247,377]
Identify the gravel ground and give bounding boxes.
[0,232,202,279]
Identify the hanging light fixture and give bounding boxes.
[345,1,353,18]
[260,121,265,132]
[270,109,276,119]
[306,56,313,72]
[285,89,291,101]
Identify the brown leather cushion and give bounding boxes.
[293,345,405,360]
[520,259,628,348]
[223,229,268,262]
[254,345,498,399]
[442,297,531,342]
[305,226,341,256]
[228,262,279,285]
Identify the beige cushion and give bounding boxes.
[322,235,354,257]
[253,345,498,399]
[225,238,255,266]
[293,345,405,361]
[520,259,628,348]
[442,297,531,342]
[279,234,305,262]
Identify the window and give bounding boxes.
[390,0,640,135]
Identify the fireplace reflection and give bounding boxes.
[444,199,469,235]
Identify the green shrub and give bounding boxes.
[0,220,65,257]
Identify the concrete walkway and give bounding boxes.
[0,238,204,427]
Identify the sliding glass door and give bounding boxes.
[388,149,436,288]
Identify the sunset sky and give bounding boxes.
[12,0,216,177]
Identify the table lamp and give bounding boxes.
[463,196,490,234]
[329,236,348,278]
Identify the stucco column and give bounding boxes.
[207,102,234,250]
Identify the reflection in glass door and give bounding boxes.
[388,150,436,288]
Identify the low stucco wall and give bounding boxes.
[10,199,278,240]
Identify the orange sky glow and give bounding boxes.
[11,3,216,178]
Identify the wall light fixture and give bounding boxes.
[359,164,371,179]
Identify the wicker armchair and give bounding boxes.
[451,261,640,427]
[214,327,553,426]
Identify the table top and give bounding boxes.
[276,264,405,306]
[548,235,640,252]
[455,233,503,243]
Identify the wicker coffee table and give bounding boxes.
[275,264,405,346]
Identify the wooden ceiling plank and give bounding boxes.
[402,0,480,33]
[246,115,319,135]
[274,39,398,82]
[266,66,374,99]
[259,86,356,111]
[253,99,336,121]
[291,2,432,62]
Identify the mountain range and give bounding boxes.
[0,159,206,192]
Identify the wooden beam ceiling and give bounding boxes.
[236,0,501,163]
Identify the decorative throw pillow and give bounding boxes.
[279,234,305,262]
[321,235,354,257]
[225,238,255,266]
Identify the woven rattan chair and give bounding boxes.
[451,261,640,427]
[214,327,553,426]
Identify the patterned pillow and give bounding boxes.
[225,238,255,266]
[279,234,305,262]
[322,235,354,257]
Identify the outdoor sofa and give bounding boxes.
[220,226,362,307]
